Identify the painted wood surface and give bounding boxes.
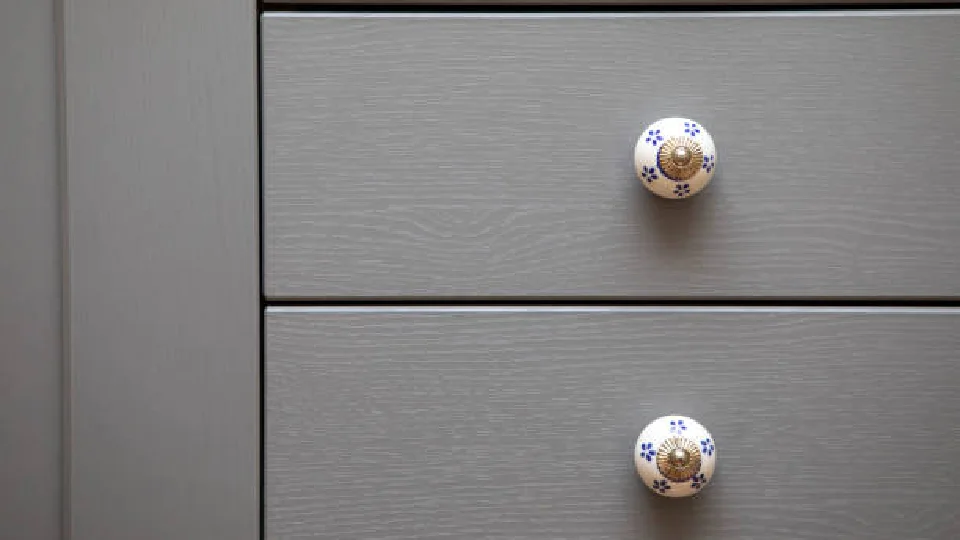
[62,1,260,539]
[0,0,61,538]
[267,308,960,540]
[264,13,960,298]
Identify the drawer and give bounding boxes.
[263,12,960,298]
[266,308,960,540]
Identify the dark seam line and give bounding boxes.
[265,297,960,307]
[256,1,267,540]
[263,3,956,13]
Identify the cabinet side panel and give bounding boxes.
[0,0,61,538]
[62,2,260,539]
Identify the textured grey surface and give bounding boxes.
[267,308,960,540]
[0,0,61,538]
[264,13,960,299]
[62,1,259,539]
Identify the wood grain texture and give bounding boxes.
[267,308,960,540]
[263,13,960,299]
[62,1,259,539]
[0,0,61,538]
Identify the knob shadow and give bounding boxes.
[629,171,720,257]
[633,475,717,540]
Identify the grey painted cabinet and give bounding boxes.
[60,1,259,540]
[264,13,960,299]
[9,2,958,540]
[1,1,61,539]
[267,308,960,540]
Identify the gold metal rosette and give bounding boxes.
[656,437,702,482]
[657,137,704,182]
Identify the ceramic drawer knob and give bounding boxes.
[635,117,717,199]
[635,415,716,498]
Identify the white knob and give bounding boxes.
[635,415,716,498]
[635,117,717,199]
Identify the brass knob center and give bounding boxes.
[657,137,704,182]
[671,146,693,166]
[656,437,702,482]
[668,448,692,468]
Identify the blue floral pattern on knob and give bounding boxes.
[700,438,715,456]
[690,473,708,490]
[645,129,664,147]
[636,118,716,200]
[640,165,659,183]
[639,442,657,462]
[702,154,715,173]
[651,479,672,494]
[636,414,716,497]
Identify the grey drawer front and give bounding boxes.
[264,13,960,299]
[267,308,960,540]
